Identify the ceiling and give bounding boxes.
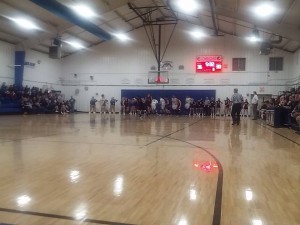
[0,0,299,57]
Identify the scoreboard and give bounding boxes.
[196,55,223,73]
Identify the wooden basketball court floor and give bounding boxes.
[0,113,299,225]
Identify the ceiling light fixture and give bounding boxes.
[71,4,97,19]
[66,41,85,49]
[253,2,277,19]
[247,27,261,42]
[190,30,206,39]
[114,33,130,41]
[12,18,39,30]
[176,0,199,14]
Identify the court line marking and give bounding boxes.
[168,137,223,225]
[143,119,223,225]
[0,117,223,225]
[0,208,137,225]
[257,122,300,146]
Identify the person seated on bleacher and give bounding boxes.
[0,82,7,95]
[291,94,300,130]
[260,101,269,120]
[24,85,30,95]
[287,95,297,112]
[278,95,296,126]
[21,96,33,114]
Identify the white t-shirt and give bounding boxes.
[185,97,191,109]
[252,94,258,104]
[151,99,158,105]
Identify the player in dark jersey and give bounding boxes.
[242,99,249,117]
[210,97,216,117]
[145,94,152,114]
[189,98,196,116]
[204,97,210,116]
[224,97,230,116]
[200,99,205,117]
[215,98,222,116]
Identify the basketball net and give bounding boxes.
[155,76,161,84]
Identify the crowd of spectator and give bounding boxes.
[260,86,300,130]
[0,82,19,101]
[2,81,299,132]
[113,95,250,117]
[0,82,75,115]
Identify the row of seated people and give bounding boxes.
[260,87,300,131]
[0,83,46,102]
[0,82,76,115]
[1,83,19,103]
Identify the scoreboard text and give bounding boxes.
[196,55,223,73]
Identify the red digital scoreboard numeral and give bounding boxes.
[196,55,222,73]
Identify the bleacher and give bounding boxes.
[0,100,22,114]
[260,86,300,132]
[0,83,69,115]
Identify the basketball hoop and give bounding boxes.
[155,77,161,84]
[148,70,169,84]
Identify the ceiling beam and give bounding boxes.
[0,1,65,50]
[217,28,294,53]
[293,45,300,53]
[114,10,135,29]
[214,6,300,43]
[278,0,297,24]
[282,40,291,50]
[233,0,240,35]
[0,1,58,34]
[208,0,219,36]
[30,0,112,41]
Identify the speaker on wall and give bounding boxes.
[49,46,61,59]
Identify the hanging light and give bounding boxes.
[248,27,261,42]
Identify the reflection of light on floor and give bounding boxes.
[74,204,87,220]
[189,186,197,201]
[245,188,253,201]
[113,175,124,197]
[193,160,218,173]
[252,219,263,225]
[17,195,31,207]
[178,216,188,225]
[75,210,86,220]
[70,170,80,183]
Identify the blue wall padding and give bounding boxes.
[121,89,216,102]
[14,51,26,88]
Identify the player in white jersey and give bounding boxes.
[160,97,166,113]
[185,96,192,110]
[151,98,159,113]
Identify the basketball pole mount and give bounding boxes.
[128,2,177,82]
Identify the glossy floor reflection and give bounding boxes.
[0,114,299,225]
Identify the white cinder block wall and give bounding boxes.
[23,50,62,91]
[61,23,295,112]
[0,41,15,84]
[1,20,299,113]
[290,50,300,88]
[0,41,62,91]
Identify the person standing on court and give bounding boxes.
[251,91,259,120]
[231,88,243,125]
[90,97,97,114]
[69,96,76,113]
[110,97,117,114]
